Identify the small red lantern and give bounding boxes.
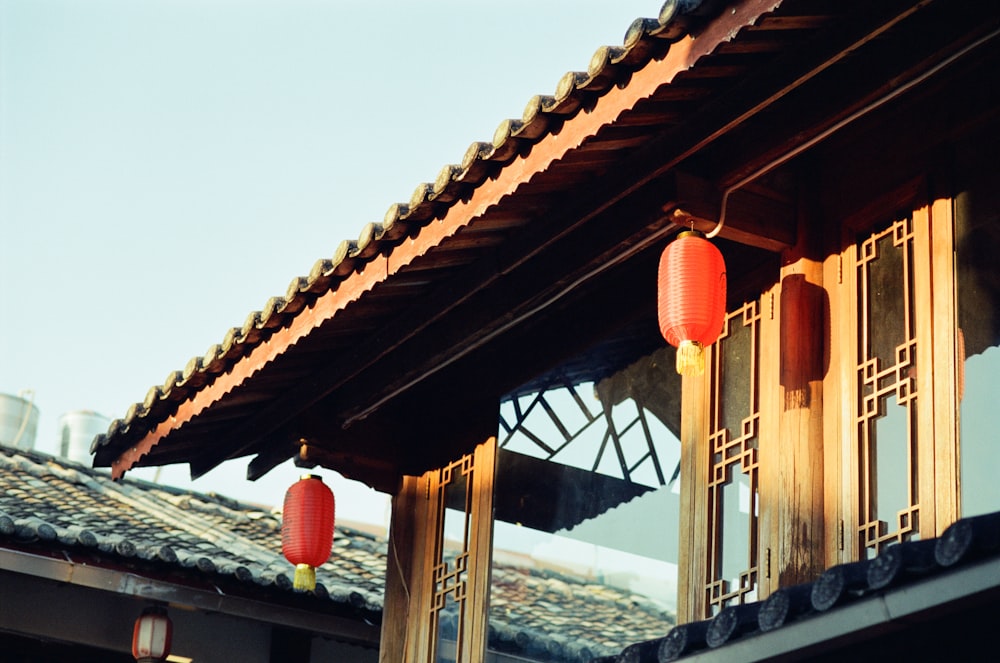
[657,230,727,375]
[132,606,172,663]
[282,474,335,591]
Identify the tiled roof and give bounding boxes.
[10,444,999,661]
[0,446,673,660]
[91,0,743,470]
[489,564,675,661]
[599,511,1000,662]
[0,446,384,620]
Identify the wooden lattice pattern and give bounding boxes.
[430,454,474,662]
[855,217,920,557]
[705,301,760,614]
[499,379,671,487]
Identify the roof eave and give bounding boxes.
[0,546,381,645]
[96,0,784,482]
[678,556,1000,662]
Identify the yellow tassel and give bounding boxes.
[676,340,705,376]
[293,563,316,591]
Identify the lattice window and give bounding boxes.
[498,370,675,488]
[855,217,920,557]
[431,454,474,663]
[705,301,761,614]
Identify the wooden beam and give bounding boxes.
[245,440,301,482]
[334,176,682,428]
[105,0,801,477]
[292,445,400,496]
[669,171,796,252]
[111,0,948,480]
[610,0,935,196]
[182,170,682,477]
[194,167,792,482]
[707,0,1000,190]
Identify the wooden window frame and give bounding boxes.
[679,293,780,621]
[380,438,496,663]
[830,190,962,562]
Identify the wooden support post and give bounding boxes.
[380,475,427,663]
[677,370,709,623]
[379,437,497,663]
[771,193,828,586]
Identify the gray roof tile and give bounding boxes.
[1,446,674,659]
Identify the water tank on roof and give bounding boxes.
[57,410,110,465]
[0,391,39,450]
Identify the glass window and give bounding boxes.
[489,345,680,661]
[432,456,474,663]
[854,218,921,557]
[704,301,760,613]
[955,163,1000,518]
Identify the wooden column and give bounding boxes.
[380,474,431,663]
[464,438,497,663]
[926,196,960,534]
[379,437,497,663]
[677,371,709,623]
[772,199,828,586]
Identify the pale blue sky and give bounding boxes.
[0,0,662,518]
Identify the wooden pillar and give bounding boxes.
[677,371,708,623]
[379,475,430,663]
[771,196,828,586]
[378,437,497,663]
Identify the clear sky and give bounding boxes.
[0,0,662,521]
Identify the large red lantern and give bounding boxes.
[657,230,727,375]
[132,606,172,663]
[282,474,335,591]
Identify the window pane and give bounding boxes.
[706,301,760,614]
[718,465,752,591]
[855,218,919,556]
[431,457,473,663]
[955,162,1000,518]
[720,312,752,436]
[867,232,907,371]
[491,346,680,661]
[873,396,911,525]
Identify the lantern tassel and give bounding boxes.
[293,563,316,591]
[676,340,705,376]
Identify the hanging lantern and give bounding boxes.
[657,230,727,376]
[132,606,172,663]
[281,474,335,591]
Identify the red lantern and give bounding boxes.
[282,474,335,591]
[657,230,727,375]
[132,606,172,662]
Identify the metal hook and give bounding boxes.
[705,188,731,239]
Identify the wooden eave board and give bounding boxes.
[100,0,889,483]
[95,0,829,479]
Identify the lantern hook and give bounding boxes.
[705,188,731,239]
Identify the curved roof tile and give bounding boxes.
[3,447,676,659]
[95,0,725,460]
